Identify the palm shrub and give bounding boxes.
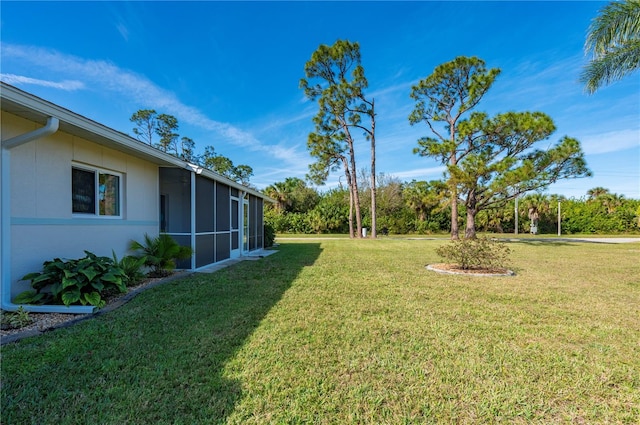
[129,234,193,277]
[436,237,510,270]
[16,251,127,308]
[112,251,146,287]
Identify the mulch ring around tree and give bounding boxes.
[427,263,515,277]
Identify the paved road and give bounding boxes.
[546,237,640,244]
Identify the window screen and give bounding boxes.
[72,168,96,214]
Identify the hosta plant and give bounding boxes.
[16,251,127,308]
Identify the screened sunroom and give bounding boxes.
[159,167,265,270]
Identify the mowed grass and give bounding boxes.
[1,239,639,424]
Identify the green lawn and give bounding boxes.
[2,239,639,424]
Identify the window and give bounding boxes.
[72,166,122,217]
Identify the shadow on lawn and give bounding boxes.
[0,242,322,424]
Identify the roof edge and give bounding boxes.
[0,82,271,200]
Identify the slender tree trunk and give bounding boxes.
[449,129,459,240]
[349,189,354,238]
[450,189,459,240]
[370,99,377,239]
[343,159,355,238]
[352,172,363,238]
[347,139,363,238]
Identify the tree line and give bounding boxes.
[264,180,640,235]
[129,109,254,185]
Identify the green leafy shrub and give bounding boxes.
[17,251,127,308]
[0,307,33,330]
[436,237,510,270]
[264,222,276,248]
[129,234,193,277]
[112,251,146,287]
[13,290,46,305]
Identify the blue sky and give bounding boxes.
[1,1,638,198]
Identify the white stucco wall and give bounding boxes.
[3,113,160,297]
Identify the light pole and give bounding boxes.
[557,200,561,236]
[514,196,519,235]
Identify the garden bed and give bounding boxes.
[1,273,185,343]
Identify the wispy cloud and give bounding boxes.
[115,22,129,42]
[0,73,84,91]
[388,166,447,181]
[0,43,306,168]
[580,129,639,155]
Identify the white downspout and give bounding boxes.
[1,117,94,313]
[190,169,196,270]
[240,190,247,256]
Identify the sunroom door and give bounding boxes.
[230,198,240,258]
[243,200,249,253]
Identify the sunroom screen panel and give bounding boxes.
[216,233,230,262]
[215,183,230,232]
[159,168,191,233]
[196,234,214,268]
[196,176,214,233]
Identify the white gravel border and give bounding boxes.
[426,264,515,277]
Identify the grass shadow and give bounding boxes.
[0,243,322,424]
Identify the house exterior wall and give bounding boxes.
[4,112,159,297]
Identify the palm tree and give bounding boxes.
[600,193,624,214]
[402,180,445,222]
[264,181,290,212]
[521,193,551,234]
[587,186,611,200]
[581,0,640,94]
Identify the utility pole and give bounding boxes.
[557,201,561,236]
[514,196,519,235]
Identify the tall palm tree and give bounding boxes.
[600,193,624,214]
[587,186,610,200]
[581,0,640,94]
[264,182,289,212]
[521,193,551,234]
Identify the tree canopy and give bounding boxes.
[410,56,500,239]
[411,56,591,239]
[130,109,253,185]
[300,39,376,238]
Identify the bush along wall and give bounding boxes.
[15,251,127,308]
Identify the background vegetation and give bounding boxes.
[265,178,640,236]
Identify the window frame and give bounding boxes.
[72,165,123,219]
